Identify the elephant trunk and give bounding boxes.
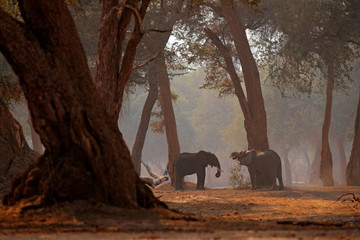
[215,166,222,178]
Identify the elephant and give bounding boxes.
[230,149,284,190]
[174,151,222,190]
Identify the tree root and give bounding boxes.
[336,193,360,203]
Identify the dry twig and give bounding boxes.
[336,193,360,203]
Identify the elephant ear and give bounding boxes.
[239,150,253,166]
[198,150,209,165]
[197,150,209,159]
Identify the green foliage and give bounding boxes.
[228,162,251,189]
[0,0,21,19]
[257,0,360,96]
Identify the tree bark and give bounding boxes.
[95,0,150,122]
[132,69,159,175]
[346,90,360,186]
[0,101,39,199]
[157,54,181,186]
[0,0,162,209]
[216,0,269,151]
[320,63,335,186]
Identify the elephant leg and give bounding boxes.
[175,173,184,190]
[196,168,205,190]
[277,167,284,190]
[255,170,263,189]
[248,168,256,190]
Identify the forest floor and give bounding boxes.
[0,183,360,239]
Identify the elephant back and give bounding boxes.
[263,150,282,164]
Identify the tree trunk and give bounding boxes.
[95,0,150,122]
[0,101,39,198]
[334,135,347,185]
[0,0,162,209]
[319,64,335,186]
[157,54,181,186]
[309,140,322,185]
[281,148,292,186]
[204,5,269,186]
[219,0,269,151]
[204,27,251,127]
[28,112,43,154]
[131,70,159,175]
[346,90,360,186]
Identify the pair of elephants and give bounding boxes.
[174,149,284,190]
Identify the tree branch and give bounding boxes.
[0,9,45,76]
[204,26,251,120]
[119,3,171,35]
[133,51,163,71]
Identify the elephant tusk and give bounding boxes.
[216,166,223,173]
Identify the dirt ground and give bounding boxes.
[0,183,360,239]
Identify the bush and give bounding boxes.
[229,163,251,189]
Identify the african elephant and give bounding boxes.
[230,149,284,190]
[174,151,222,190]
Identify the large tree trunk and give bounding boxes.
[346,90,360,186]
[0,101,39,199]
[205,2,269,186]
[0,0,161,209]
[319,64,335,186]
[95,0,150,122]
[157,54,181,185]
[132,71,159,175]
[219,0,269,151]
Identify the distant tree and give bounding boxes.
[131,1,186,182]
[201,0,270,151]
[260,0,360,186]
[331,81,358,185]
[132,66,159,174]
[171,0,270,154]
[156,53,181,185]
[347,87,360,185]
[0,0,162,208]
[263,76,324,186]
[171,0,271,186]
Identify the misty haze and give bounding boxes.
[0,0,360,239]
